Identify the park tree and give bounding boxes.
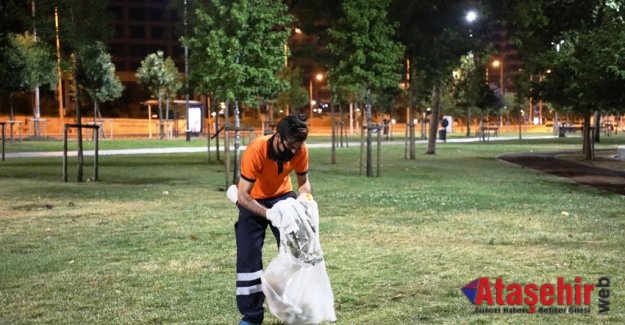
[75,41,123,131]
[391,0,489,155]
[3,32,57,137]
[28,0,114,121]
[327,0,404,176]
[287,0,343,94]
[275,67,310,117]
[488,0,625,159]
[446,52,503,138]
[136,51,180,140]
[162,58,183,122]
[535,22,625,159]
[474,80,505,141]
[0,0,29,124]
[1,0,114,182]
[185,0,292,185]
[29,0,114,181]
[449,53,484,137]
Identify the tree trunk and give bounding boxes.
[223,101,230,188]
[74,72,83,182]
[93,101,98,141]
[405,106,416,160]
[215,111,220,162]
[339,105,344,147]
[593,110,601,143]
[233,101,241,184]
[553,111,559,136]
[480,111,486,142]
[426,83,440,154]
[518,111,523,140]
[331,103,336,164]
[166,97,171,125]
[582,113,593,161]
[465,106,471,137]
[9,93,15,143]
[34,87,41,138]
[158,92,164,139]
[365,89,373,177]
[404,107,409,159]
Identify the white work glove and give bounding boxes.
[266,198,300,235]
[297,193,319,231]
[226,184,238,203]
[294,193,323,264]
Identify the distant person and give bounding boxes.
[233,113,312,325]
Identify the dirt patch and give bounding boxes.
[557,150,625,172]
[499,149,625,196]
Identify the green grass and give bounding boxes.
[1,136,624,324]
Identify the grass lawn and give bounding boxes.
[0,136,623,324]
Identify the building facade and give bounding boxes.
[108,0,184,82]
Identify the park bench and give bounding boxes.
[476,125,499,137]
[558,125,583,137]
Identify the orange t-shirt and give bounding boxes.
[240,134,309,199]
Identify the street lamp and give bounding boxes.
[54,6,63,118]
[309,73,324,127]
[465,10,478,37]
[465,10,478,23]
[491,58,504,95]
[491,58,506,127]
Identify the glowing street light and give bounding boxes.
[309,73,324,127]
[465,10,478,37]
[465,10,478,23]
[491,58,504,95]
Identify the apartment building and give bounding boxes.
[108,0,184,82]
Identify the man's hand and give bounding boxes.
[226,185,238,203]
[266,199,300,234]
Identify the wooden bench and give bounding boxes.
[477,126,499,137]
[558,126,583,137]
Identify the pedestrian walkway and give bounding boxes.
[2,135,557,159]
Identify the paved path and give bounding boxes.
[2,135,557,159]
[4,135,623,195]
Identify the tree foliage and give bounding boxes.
[136,52,179,101]
[185,0,293,105]
[3,32,57,93]
[136,51,180,139]
[275,67,310,113]
[488,0,625,158]
[327,0,404,104]
[288,0,342,74]
[391,0,485,86]
[327,0,404,176]
[391,0,487,154]
[76,41,123,108]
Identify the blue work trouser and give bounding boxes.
[235,192,295,324]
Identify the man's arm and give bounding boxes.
[237,178,269,218]
[296,173,312,196]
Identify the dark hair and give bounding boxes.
[276,113,308,142]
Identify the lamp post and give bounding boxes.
[184,0,190,141]
[465,10,477,23]
[492,58,505,127]
[308,73,323,128]
[491,58,504,95]
[465,9,478,38]
[54,7,63,118]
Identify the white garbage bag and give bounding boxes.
[261,195,336,324]
[262,254,335,324]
